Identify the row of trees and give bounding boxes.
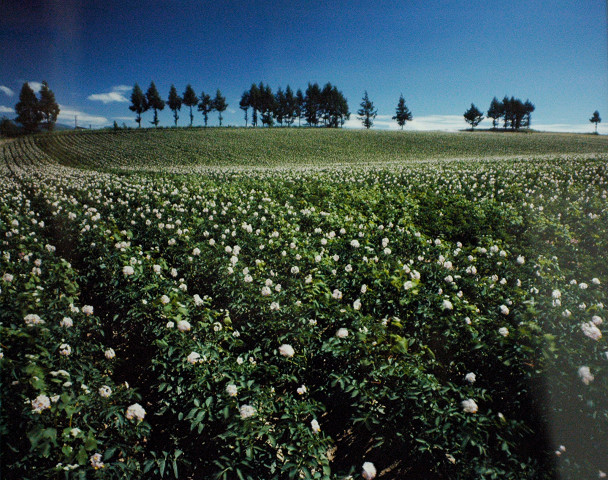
[464,97,536,130]
[12,82,60,133]
[129,83,419,130]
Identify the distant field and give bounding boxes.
[26,127,608,169]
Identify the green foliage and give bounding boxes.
[15,83,42,133]
[38,81,60,132]
[182,85,199,127]
[129,83,148,128]
[212,89,227,127]
[146,82,165,128]
[393,94,413,130]
[590,110,601,133]
[464,103,484,129]
[198,91,213,127]
[357,91,377,129]
[167,85,182,127]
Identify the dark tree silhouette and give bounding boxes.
[249,83,261,127]
[304,83,322,126]
[212,89,227,126]
[15,83,42,133]
[260,83,276,127]
[487,97,503,129]
[182,84,198,127]
[38,81,60,131]
[522,100,535,129]
[239,90,250,127]
[198,91,213,127]
[590,110,601,134]
[464,103,484,129]
[284,86,296,126]
[357,91,377,129]
[167,85,182,127]
[129,84,148,128]
[392,94,412,130]
[146,82,165,127]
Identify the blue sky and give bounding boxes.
[1,0,607,132]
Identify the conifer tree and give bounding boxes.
[167,85,182,127]
[212,89,227,126]
[198,91,213,127]
[464,103,484,129]
[284,85,296,126]
[15,83,42,133]
[357,91,377,129]
[295,89,305,127]
[129,83,148,128]
[38,81,60,131]
[304,83,322,126]
[182,84,198,127]
[487,97,503,129]
[239,90,250,127]
[392,94,412,130]
[249,83,261,127]
[146,82,165,127]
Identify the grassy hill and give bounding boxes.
[26,127,608,169]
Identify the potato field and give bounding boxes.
[1,129,608,479]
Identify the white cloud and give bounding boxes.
[57,105,108,127]
[0,105,14,113]
[0,86,14,96]
[112,85,132,92]
[88,91,129,104]
[27,82,42,92]
[112,116,135,122]
[532,123,608,135]
[345,114,473,131]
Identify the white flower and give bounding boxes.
[581,322,602,341]
[592,315,603,325]
[70,427,82,437]
[2,273,13,282]
[291,266,300,274]
[98,385,112,398]
[499,305,509,315]
[552,289,561,299]
[60,317,73,328]
[160,295,170,305]
[59,344,71,356]
[31,394,51,414]
[297,385,307,395]
[592,278,601,285]
[350,239,360,248]
[461,399,478,413]
[362,462,377,480]
[226,384,238,397]
[498,327,509,337]
[311,419,321,433]
[187,352,201,364]
[261,286,271,296]
[24,313,44,327]
[516,255,525,265]
[279,344,295,358]
[153,264,162,274]
[104,348,116,359]
[579,283,588,290]
[192,247,201,256]
[239,404,256,419]
[126,403,146,422]
[270,301,280,311]
[361,284,368,294]
[82,305,94,315]
[332,289,342,300]
[193,294,204,306]
[177,320,191,332]
[578,366,594,385]
[465,372,476,384]
[122,265,134,276]
[90,453,105,470]
[336,328,349,338]
[442,299,453,310]
[353,299,362,310]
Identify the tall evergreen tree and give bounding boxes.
[212,89,227,126]
[146,82,165,127]
[274,87,286,126]
[522,100,535,129]
[590,110,601,134]
[502,96,512,129]
[463,103,484,129]
[392,94,413,130]
[284,85,296,126]
[129,84,148,128]
[167,85,182,127]
[357,91,377,129]
[38,81,60,131]
[304,83,322,126]
[198,92,213,127]
[249,83,261,127]
[182,84,198,127]
[15,83,42,133]
[487,97,503,129]
[295,89,305,127]
[239,90,250,127]
[260,83,276,127]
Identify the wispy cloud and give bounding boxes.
[0,86,14,97]
[0,105,14,113]
[27,81,42,92]
[88,85,131,104]
[112,116,135,122]
[58,105,108,127]
[344,114,470,131]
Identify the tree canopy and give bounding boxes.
[464,103,484,129]
[15,83,43,133]
[393,95,412,129]
[357,91,377,129]
[129,84,148,128]
[167,85,182,127]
